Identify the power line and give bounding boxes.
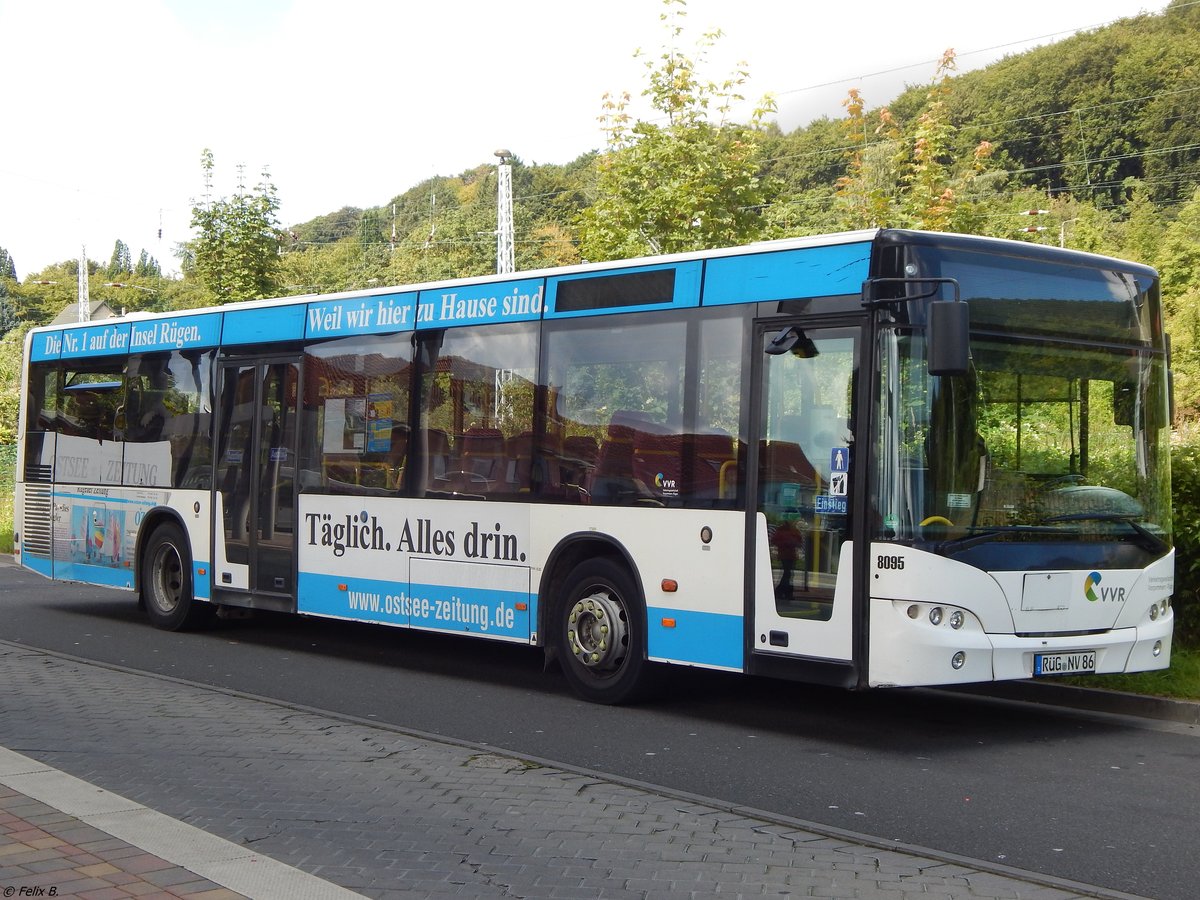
[767,1,1200,103]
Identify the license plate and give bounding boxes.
[1034,650,1096,676]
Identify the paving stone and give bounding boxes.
[0,645,1132,900]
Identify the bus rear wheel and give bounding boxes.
[141,521,210,631]
[556,558,648,704]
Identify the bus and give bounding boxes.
[13,229,1174,703]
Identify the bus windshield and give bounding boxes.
[876,329,1171,569]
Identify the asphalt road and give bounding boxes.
[2,562,1197,899]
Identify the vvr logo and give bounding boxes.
[1085,571,1126,603]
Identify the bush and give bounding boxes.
[1170,423,1200,647]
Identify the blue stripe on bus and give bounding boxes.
[57,322,133,360]
[298,570,532,639]
[409,580,531,638]
[647,606,743,670]
[415,278,545,330]
[544,260,703,319]
[193,561,210,599]
[305,292,417,339]
[299,571,407,624]
[21,552,52,578]
[222,304,306,345]
[129,313,223,352]
[51,490,153,505]
[30,332,62,362]
[702,242,873,306]
[52,559,135,589]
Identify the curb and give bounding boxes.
[947,679,1200,726]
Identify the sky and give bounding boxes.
[0,0,1171,279]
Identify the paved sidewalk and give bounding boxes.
[1,778,248,900]
[0,643,1138,900]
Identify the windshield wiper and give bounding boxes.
[1042,512,1169,554]
[935,525,1062,552]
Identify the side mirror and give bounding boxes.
[927,300,970,376]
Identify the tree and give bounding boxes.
[834,50,996,232]
[0,247,15,282]
[0,249,16,339]
[134,249,161,278]
[834,89,902,229]
[106,240,133,279]
[187,148,282,303]
[1150,188,1200,417]
[577,0,776,260]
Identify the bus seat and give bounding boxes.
[563,434,599,466]
[461,427,505,481]
[589,411,667,504]
[425,428,451,481]
[504,431,561,494]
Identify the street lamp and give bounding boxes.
[1059,219,1079,248]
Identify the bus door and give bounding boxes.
[751,321,862,664]
[214,357,301,603]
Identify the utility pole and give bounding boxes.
[494,149,514,275]
[77,245,90,323]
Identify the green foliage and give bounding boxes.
[0,249,16,339]
[1066,646,1200,698]
[0,247,16,281]
[290,206,362,246]
[277,240,393,296]
[833,51,997,232]
[945,2,1200,207]
[106,240,133,279]
[1169,422,1200,646]
[134,250,161,278]
[187,148,282,303]
[0,325,28,443]
[577,0,776,260]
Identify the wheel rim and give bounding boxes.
[149,541,184,614]
[566,587,630,673]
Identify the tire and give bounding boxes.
[141,521,211,631]
[555,557,649,704]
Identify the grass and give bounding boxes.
[0,481,11,554]
[1065,646,1200,700]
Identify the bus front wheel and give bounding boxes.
[556,558,649,704]
[141,521,210,631]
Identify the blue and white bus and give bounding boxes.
[14,229,1174,702]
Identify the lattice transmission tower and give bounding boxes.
[495,149,515,274]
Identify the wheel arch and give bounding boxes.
[537,532,645,659]
[134,506,193,597]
